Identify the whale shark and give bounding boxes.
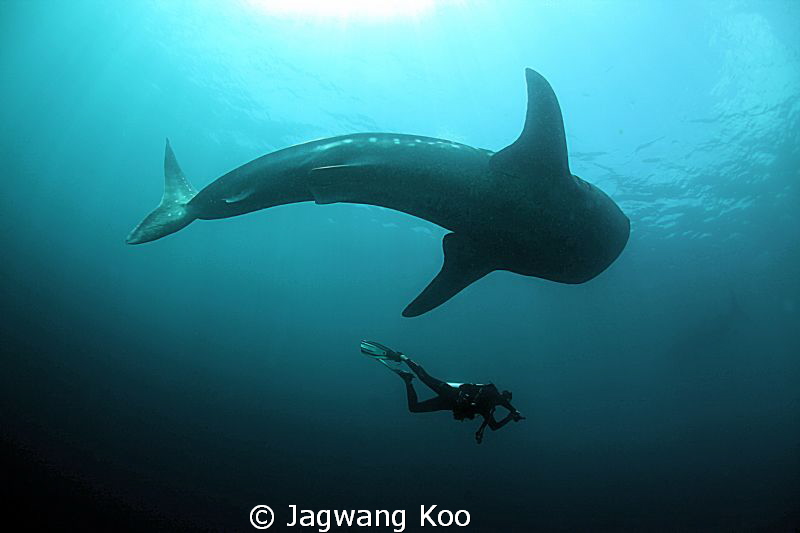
[128,68,630,317]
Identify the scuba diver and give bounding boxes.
[361,340,525,444]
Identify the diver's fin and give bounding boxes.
[361,340,409,376]
[126,139,197,244]
[360,340,402,361]
[309,163,376,205]
[490,68,570,179]
[403,233,494,317]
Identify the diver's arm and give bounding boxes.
[475,419,489,444]
[500,400,525,421]
[484,408,515,431]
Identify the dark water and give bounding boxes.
[1,1,798,531]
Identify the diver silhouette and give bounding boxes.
[361,341,525,444]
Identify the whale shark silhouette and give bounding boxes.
[128,68,630,317]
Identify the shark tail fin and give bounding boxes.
[127,139,198,244]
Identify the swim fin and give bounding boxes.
[360,340,403,362]
[360,340,409,378]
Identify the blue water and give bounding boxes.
[1,1,798,530]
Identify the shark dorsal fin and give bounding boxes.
[490,68,570,179]
[403,233,494,317]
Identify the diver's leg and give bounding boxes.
[404,358,449,395]
[404,380,450,413]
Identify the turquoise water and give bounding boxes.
[1,1,798,530]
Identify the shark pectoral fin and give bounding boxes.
[308,164,376,205]
[403,233,494,318]
[490,68,570,180]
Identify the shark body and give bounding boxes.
[128,69,630,317]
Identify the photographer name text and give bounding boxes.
[250,504,471,531]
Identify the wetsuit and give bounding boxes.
[400,358,520,443]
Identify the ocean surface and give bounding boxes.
[1,1,798,531]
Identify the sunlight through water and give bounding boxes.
[245,0,440,21]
